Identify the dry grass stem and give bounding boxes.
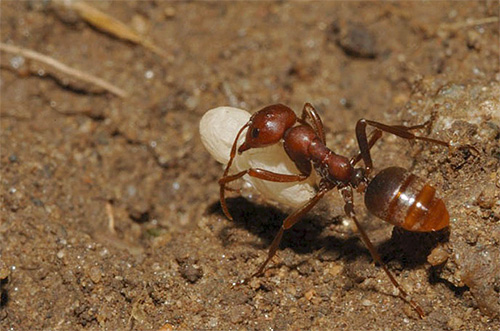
[440,16,499,31]
[105,201,116,234]
[57,0,167,58]
[0,42,127,98]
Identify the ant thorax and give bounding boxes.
[309,141,354,185]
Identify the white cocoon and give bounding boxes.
[200,106,316,208]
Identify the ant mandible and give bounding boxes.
[219,103,452,318]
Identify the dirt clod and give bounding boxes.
[427,244,450,266]
[476,183,499,209]
[177,257,204,284]
[329,21,378,58]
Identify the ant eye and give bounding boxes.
[251,128,260,139]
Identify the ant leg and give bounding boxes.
[355,119,449,175]
[299,103,326,144]
[364,119,449,147]
[219,168,309,221]
[222,123,251,179]
[350,129,382,167]
[220,168,309,185]
[392,120,431,131]
[340,186,425,318]
[220,123,250,219]
[245,183,333,281]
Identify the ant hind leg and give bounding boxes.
[340,186,425,318]
[354,118,451,175]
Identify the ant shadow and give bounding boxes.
[208,197,328,254]
[378,227,450,268]
[0,277,8,309]
[428,265,469,296]
[207,197,450,272]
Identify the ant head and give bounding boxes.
[238,104,297,153]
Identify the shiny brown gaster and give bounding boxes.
[219,103,452,318]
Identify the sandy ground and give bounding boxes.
[1,1,499,330]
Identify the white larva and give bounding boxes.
[199,106,317,208]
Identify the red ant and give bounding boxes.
[219,103,454,318]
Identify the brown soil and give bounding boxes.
[1,1,499,330]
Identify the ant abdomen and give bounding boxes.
[365,166,449,232]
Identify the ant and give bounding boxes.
[219,103,455,318]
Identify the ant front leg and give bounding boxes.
[340,186,425,318]
[219,122,251,220]
[355,119,449,175]
[243,182,334,282]
[219,169,309,221]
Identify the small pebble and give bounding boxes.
[476,183,498,209]
[164,7,176,19]
[248,277,261,290]
[56,250,65,259]
[362,299,373,307]
[131,14,148,34]
[31,197,44,207]
[179,262,203,283]
[448,316,464,329]
[427,245,450,266]
[326,264,343,277]
[466,30,481,50]
[0,260,10,279]
[89,266,102,284]
[304,289,316,301]
[158,323,175,331]
[330,22,378,58]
